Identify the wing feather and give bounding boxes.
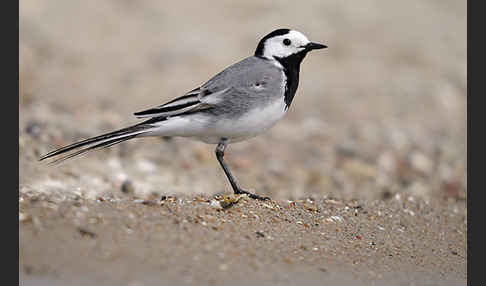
[133,87,228,118]
[133,88,201,118]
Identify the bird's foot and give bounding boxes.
[234,188,271,201]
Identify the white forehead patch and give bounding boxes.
[262,30,311,60]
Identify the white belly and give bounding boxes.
[146,96,288,144]
[203,96,288,143]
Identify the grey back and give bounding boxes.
[200,56,285,117]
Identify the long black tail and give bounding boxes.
[39,124,153,165]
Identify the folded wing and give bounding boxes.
[133,87,230,118]
[133,87,204,118]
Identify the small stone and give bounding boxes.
[403,209,415,216]
[194,196,208,202]
[25,121,42,138]
[381,190,393,200]
[121,180,135,194]
[304,202,317,212]
[141,200,157,206]
[77,227,96,238]
[325,216,343,223]
[19,212,31,223]
[166,196,177,202]
[409,152,434,174]
[219,194,243,209]
[324,199,342,205]
[209,200,223,210]
[262,203,275,209]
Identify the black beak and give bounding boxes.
[305,42,327,51]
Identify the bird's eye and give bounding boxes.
[283,38,291,46]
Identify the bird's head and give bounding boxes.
[254,28,327,60]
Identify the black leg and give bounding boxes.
[215,139,270,201]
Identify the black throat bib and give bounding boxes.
[273,51,308,110]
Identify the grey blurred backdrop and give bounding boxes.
[19,0,466,201]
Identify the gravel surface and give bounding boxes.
[20,1,466,285]
[19,193,466,286]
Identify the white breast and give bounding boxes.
[228,95,287,141]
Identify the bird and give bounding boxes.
[39,28,327,200]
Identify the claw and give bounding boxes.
[235,189,271,201]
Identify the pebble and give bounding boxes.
[219,194,243,209]
[324,199,342,205]
[209,200,223,210]
[77,227,97,238]
[403,209,415,216]
[409,151,434,174]
[262,203,276,210]
[19,212,31,222]
[304,203,318,212]
[121,180,135,194]
[255,231,265,238]
[325,216,343,223]
[25,121,42,138]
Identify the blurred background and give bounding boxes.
[19,0,466,202]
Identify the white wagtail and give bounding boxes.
[40,28,327,200]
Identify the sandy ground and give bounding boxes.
[19,0,466,285]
